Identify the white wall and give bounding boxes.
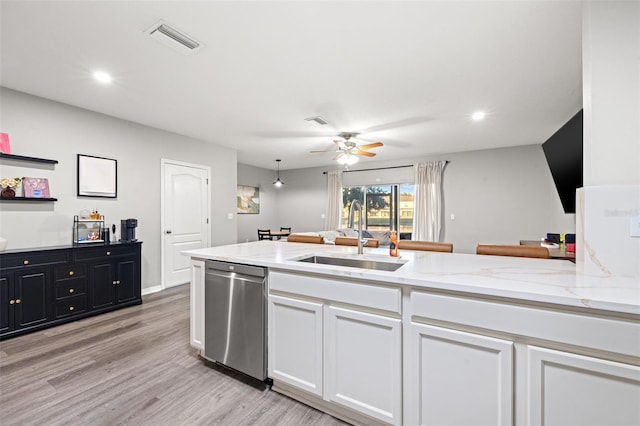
[0,88,238,290]
[238,144,574,254]
[583,1,640,186]
[577,1,640,277]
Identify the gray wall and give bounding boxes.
[236,163,281,243]
[0,88,238,291]
[238,145,575,254]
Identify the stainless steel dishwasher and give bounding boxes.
[204,260,269,382]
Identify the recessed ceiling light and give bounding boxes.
[471,111,486,121]
[93,71,112,84]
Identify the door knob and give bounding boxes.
[165,230,172,234]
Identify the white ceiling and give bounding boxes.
[0,1,583,170]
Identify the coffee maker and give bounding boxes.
[121,219,138,242]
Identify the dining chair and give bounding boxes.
[287,234,324,244]
[476,244,550,259]
[334,237,380,248]
[280,227,291,233]
[257,229,273,241]
[398,240,453,253]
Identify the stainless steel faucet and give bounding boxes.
[348,200,365,255]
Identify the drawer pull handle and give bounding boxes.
[23,260,29,265]
[9,299,15,305]
[106,251,111,256]
[69,288,75,294]
[69,271,74,276]
[117,280,121,284]
[113,280,117,285]
[15,299,21,304]
[69,306,75,311]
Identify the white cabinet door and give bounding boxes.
[407,323,513,426]
[268,295,323,396]
[190,259,205,350]
[527,345,640,426]
[325,306,402,425]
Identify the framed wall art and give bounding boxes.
[77,154,117,198]
[237,185,260,214]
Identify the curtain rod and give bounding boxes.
[322,161,448,175]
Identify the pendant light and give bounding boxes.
[273,159,284,187]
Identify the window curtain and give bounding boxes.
[325,170,343,231]
[412,161,447,241]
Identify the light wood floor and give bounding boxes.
[0,284,347,426]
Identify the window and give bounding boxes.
[341,184,415,233]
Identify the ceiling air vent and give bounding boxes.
[145,20,202,54]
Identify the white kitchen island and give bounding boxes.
[184,240,640,426]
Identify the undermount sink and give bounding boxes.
[297,255,406,272]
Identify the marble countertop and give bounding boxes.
[183,241,640,315]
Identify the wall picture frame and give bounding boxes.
[77,154,117,198]
[237,185,260,214]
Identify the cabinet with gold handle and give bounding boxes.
[1,242,141,339]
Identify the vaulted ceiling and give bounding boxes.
[0,1,583,170]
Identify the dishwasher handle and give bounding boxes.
[205,260,266,278]
[205,269,265,285]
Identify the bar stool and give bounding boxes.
[476,244,550,258]
[398,240,453,252]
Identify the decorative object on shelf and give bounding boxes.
[77,154,117,198]
[273,159,285,187]
[237,185,260,214]
[73,215,105,245]
[22,177,50,198]
[0,236,7,252]
[0,177,21,198]
[0,133,10,154]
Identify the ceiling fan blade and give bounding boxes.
[310,149,339,153]
[357,142,383,150]
[355,150,376,157]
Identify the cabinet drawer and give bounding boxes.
[54,295,87,319]
[54,279,87,300]
[270,271,401,314]
[0,251,68,269]
[410,291,640,358]
[55,264,87,280]
[74,245,136,261]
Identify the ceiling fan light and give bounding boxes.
[337,154,358,165]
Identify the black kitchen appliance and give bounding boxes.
[121,218,138,242]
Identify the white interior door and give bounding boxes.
[162,160,210,288]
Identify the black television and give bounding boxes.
[542,109,583,213]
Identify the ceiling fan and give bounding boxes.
[310,132,383,164]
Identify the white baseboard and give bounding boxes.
[142,285,163,296]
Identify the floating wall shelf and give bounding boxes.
[0,153,59,164]
[0,196,58,202]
